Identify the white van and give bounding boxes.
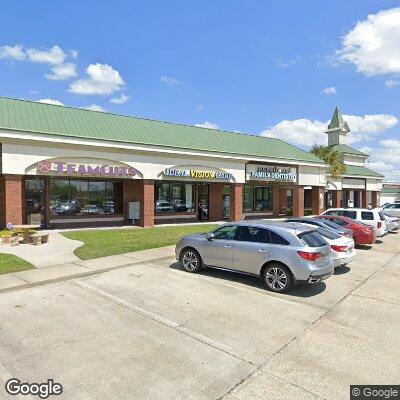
[321,208,388,238]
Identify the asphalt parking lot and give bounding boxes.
[1,234,400,400]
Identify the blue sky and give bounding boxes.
[1,1,400,179]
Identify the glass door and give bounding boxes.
[25,178,46,226]
[222,185,231,218]
[198,184,209,220]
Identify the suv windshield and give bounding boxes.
[298,231,327,247]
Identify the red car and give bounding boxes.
[318,215,376,245]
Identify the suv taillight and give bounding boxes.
[377,222,382,229]
[297,251,322,261]
[331,245,348,252]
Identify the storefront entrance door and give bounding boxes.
[198,184,209,220]
[25,178,46,226]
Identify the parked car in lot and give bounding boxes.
[176,221,335,293]
[382,214,399,232]
[318,215,376,245]
[321,208,388,238]
[286,217,353,239]
[290,223,356,268]
[381,202,400,218]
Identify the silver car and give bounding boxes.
[381,203,400,218]
[175,221,335,293]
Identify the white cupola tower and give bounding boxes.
[326,106,351,146]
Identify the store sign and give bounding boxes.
[163,168,233,180]
[36,160,140,178]
[247,165,297,182]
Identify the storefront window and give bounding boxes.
[155,181,195,213]
[243,185,272,212]
[50,179,122,216]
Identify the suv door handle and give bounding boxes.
[223,245,232,248]
[258,249,268,253]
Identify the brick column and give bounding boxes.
[371,191,380,208]
[332,190,341,208]
[209,183,224,221]
[292,186,305,217]
[279,188,288,212]
[140,180,154,228]
[0,175,24,227]
[361,190,370,208]
[353,190,360,208]
[230,183,243,221]
[123,180,154,227]
[272,185,280,218]
[312,186,325,215]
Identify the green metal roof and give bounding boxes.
[329,144,368,156]
[344,164,384,178]
[0,97,323,164]
[382,188,400,194]
[327,106,350,133]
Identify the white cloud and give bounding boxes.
[0,44,25,61]
[110,93,130,104]
[195,121,219,129]
[195,105,205,112]
[321,86,337,95]
[276,57,299,68]
[45,62,77,80]
[27,45,66,65]
[336,7,400,76]
[385,79,399,88]
[69,63,124,95]
[83,104,106,112]
[70,49,78,59]
[261,114,398,147]
[161,75,184,86]
[37,98,64,106]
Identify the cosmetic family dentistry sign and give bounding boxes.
[247,164,297,182]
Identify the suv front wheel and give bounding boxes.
[262,263,293,293]
[180,248,202,273]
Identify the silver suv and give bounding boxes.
[175,221,335,293]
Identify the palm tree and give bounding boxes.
[310,145,345,179]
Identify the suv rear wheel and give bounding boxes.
[262,263,292,293]
[180,248,202,273]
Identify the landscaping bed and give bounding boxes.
[62,224,219,260]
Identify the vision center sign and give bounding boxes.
[34,159,141,179]
[163,167,233,181]
[247,164,297,182]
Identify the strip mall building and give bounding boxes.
[0,97,383,229]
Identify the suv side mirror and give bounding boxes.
[205,232,215,241]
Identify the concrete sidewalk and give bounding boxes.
[0,245,176,293]
[0,231,83,267]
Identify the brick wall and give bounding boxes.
[230,183,243,221]
[312,186,325,215]
[0,175,24,227]
[123,179,154,227]
[209,183,224,221]
[292,186,305,217]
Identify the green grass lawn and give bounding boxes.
[0,253,34,275]
[62,223,220,260]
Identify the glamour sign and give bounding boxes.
[37,160,140,178]
[247,165,297,182]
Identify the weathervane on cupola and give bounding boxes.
[325,106,351,146]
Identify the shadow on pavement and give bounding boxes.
[169,261,326,298]
[356,244,373,251]
[334,265,350,275]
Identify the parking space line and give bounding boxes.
[72,280,256,366]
